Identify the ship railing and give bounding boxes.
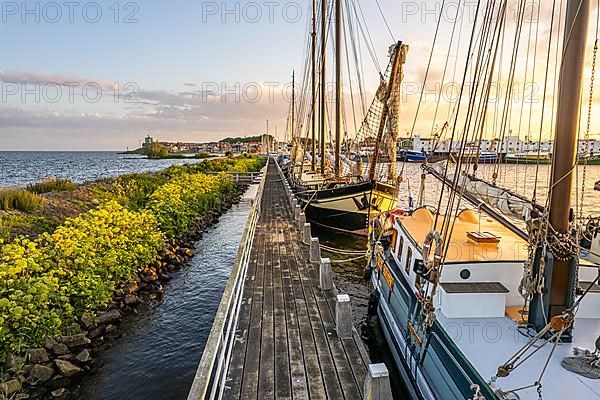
[187,163,267,400]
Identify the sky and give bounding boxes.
[1,0,599,150]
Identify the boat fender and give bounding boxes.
[422,231,443,283]
[363,266,372,281]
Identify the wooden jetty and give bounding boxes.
[188,158,393,400]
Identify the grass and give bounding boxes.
[27,178,77,194]
[0,189,43,212]
[195,152,215,159]
[0,215,59,241]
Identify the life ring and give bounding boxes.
[422,231,443,277]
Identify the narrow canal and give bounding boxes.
[79,184,406,399]
[79,187,257,399]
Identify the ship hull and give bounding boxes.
[296,181,397,236]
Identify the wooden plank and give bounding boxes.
[239,223,266,400]
[287,231,346,399]
[272,201,292,399]
[223,234,260,399]
[258,205,275,399]
[278,206,309,400]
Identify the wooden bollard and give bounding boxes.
[298,212,306,231]
[291,197,297,210]
[310,237,321,263]
[335,294,352,339]
[320,258,333,291]
[294,204,301,220]
[303,223,311,244]
[363,364,393,400]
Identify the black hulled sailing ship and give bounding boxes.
[287,0,408,235]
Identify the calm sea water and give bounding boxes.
[0,151,204,187]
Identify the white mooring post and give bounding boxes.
[303,223,311,244]
[363,363,393,400]
[291,197,297,210]
[310,237,321,263]
[320,258,333,291]
[335,294,352,339]
[298,212,306,231]
[294,204,301,220]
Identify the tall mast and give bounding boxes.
[334,0,342,178]
[292,70,295,148]
[311,0,317,171]
[529,0,590,339]
[319,0,326,174]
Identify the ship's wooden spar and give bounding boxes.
[423,163,529,241]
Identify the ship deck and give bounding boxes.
[437,314,600,399]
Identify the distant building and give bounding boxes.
[142,135,154,148]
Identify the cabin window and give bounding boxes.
[460,269,471,280]
[397,236,404,261]
[405,247,412,274]
[390,229,398,253]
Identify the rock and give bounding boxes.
[141,271,158,283]
[88,327,103,340]
[28,364,55,383]
[159,273,171,281]
[52,343,70,356]
[57,333,90,348]
[105,324,116,334]
[97,309,121,324]
[75,349,91,364]
[45,338,59,351]
[45,375,71,390]
[51,387,70,399]
[28,386,49,399]
[184,248,194,257]
[0,379,21,396]
[54,359,82,377]
[4,353,19,370]
[27,348,50,363]
[124,295,138,305]
[125,281,139,294]
[80,312,95,330]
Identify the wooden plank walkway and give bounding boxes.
[223,159,369,400]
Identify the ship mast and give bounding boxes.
[334,0,342,178]
[529,0,590,339]
[368,42,404,181]
[319,0,327,174]
[311,0,317,171]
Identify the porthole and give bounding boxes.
[460,269,471,280]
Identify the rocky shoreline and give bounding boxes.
[1,188,246,400]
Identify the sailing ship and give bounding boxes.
[366,1,600,399]
[286,0,406,236]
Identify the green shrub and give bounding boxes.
[147,173,235,237]
[27,179,77,194]
[0,201,164,359]
[0,189,43,212]
[146,142,169,159]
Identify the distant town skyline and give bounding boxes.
[2,1,600,150]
